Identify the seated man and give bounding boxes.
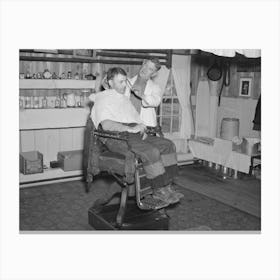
[90,67,183,205]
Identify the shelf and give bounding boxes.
[19,79,96,89]
[19,108,90,130]
[19,168,83,185]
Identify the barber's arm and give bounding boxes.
[141,85,162,108]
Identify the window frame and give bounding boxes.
[157,71,182,139]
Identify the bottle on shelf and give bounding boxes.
[43,69,52,79]
[26,71,32,79]
[74,72,80,80]
[33,96,39,109]
[80,94,85,107]
[42,96,48,108]
[75,95,81,107]
[55,95,61,108]
[31,96,35,109]
[38,96,43,108]
[60,72,66,79]
[82,69,87,80]
[19,96,24,109]
[60,94,67,108]
[25,96,31,109]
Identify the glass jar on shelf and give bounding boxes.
[80,94,85,107]
[38,96,43,108]
[75,95,81,107]
[19,96,24,109]
[74,72,80,80]
[55,95,61,108]
[33,96,39,109]
[60,92,67,108]
[25,96,31,109]
[42,96,48,108]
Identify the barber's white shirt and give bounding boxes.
[125,75,163,127]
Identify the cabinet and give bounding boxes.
[19,79,96,187]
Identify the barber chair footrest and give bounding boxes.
[139,196,170,210]
[88,200,169,230]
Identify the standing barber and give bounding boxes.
[125,58,162,127]
[125,58,182,201]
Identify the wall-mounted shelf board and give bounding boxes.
[19,79,96,89]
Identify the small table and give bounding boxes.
[189,138,259,177]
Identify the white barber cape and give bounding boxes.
[125,76,162,127]
[89,89,142,128]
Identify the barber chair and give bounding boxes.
[84,117,169,230]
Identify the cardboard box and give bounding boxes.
[20,151,43,174]
[57,150,83,171]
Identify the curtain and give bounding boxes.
[201,49,261,58]
[172,54,193,139]
[153,65,170,93]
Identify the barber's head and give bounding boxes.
[139,58,161,80]
[107,67,127,94]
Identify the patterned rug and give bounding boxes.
[20,176,261,231]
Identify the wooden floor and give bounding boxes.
[175,164,261,218]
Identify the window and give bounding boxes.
[157,71,181,134]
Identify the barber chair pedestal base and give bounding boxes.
[88,200,169,230]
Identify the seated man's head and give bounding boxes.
[106,67,127,94]
[139,58,161,80]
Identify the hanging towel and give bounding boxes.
[195,78,210,137]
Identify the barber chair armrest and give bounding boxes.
[93,129,129,142]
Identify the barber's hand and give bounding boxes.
[127,124,146,134]
[136,123,146,134]
[142,132,148,140]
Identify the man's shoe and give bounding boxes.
[141,195,170,210]
[165,185,184,200]
[153,187,180,204]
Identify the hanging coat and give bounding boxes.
[253,95,261,131]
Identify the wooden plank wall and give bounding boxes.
[190,54,261,138]
[190,55,261,99]
[19,128,86,167]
